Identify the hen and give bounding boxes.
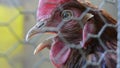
[26,0,117,68]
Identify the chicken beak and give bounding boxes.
[26,21,58,55]
[26,20,46,41]
[34,38,53,55]
[26,26,38,41]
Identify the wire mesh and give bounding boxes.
[0,0,118,68]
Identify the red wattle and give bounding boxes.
[50,39,71,68]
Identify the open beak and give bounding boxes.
[25,13,93,54]
[26,21,57,55]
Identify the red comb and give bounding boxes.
[37,0,73,21]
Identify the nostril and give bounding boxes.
[36,22,45,28]
[38,23,45,28]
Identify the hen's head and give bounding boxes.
[26,0,96,67]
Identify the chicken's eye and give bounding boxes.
[61,10,73,21]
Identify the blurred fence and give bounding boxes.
[0,0,117,68]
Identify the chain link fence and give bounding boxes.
[0,0,118,68]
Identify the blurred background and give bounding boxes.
[0,0,117,68]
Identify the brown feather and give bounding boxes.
[57,1,117,68]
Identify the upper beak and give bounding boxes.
[26,20,47,41]
[25,20,57,55]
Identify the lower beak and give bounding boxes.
[26,21,57,55]
[34,38,53,55]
